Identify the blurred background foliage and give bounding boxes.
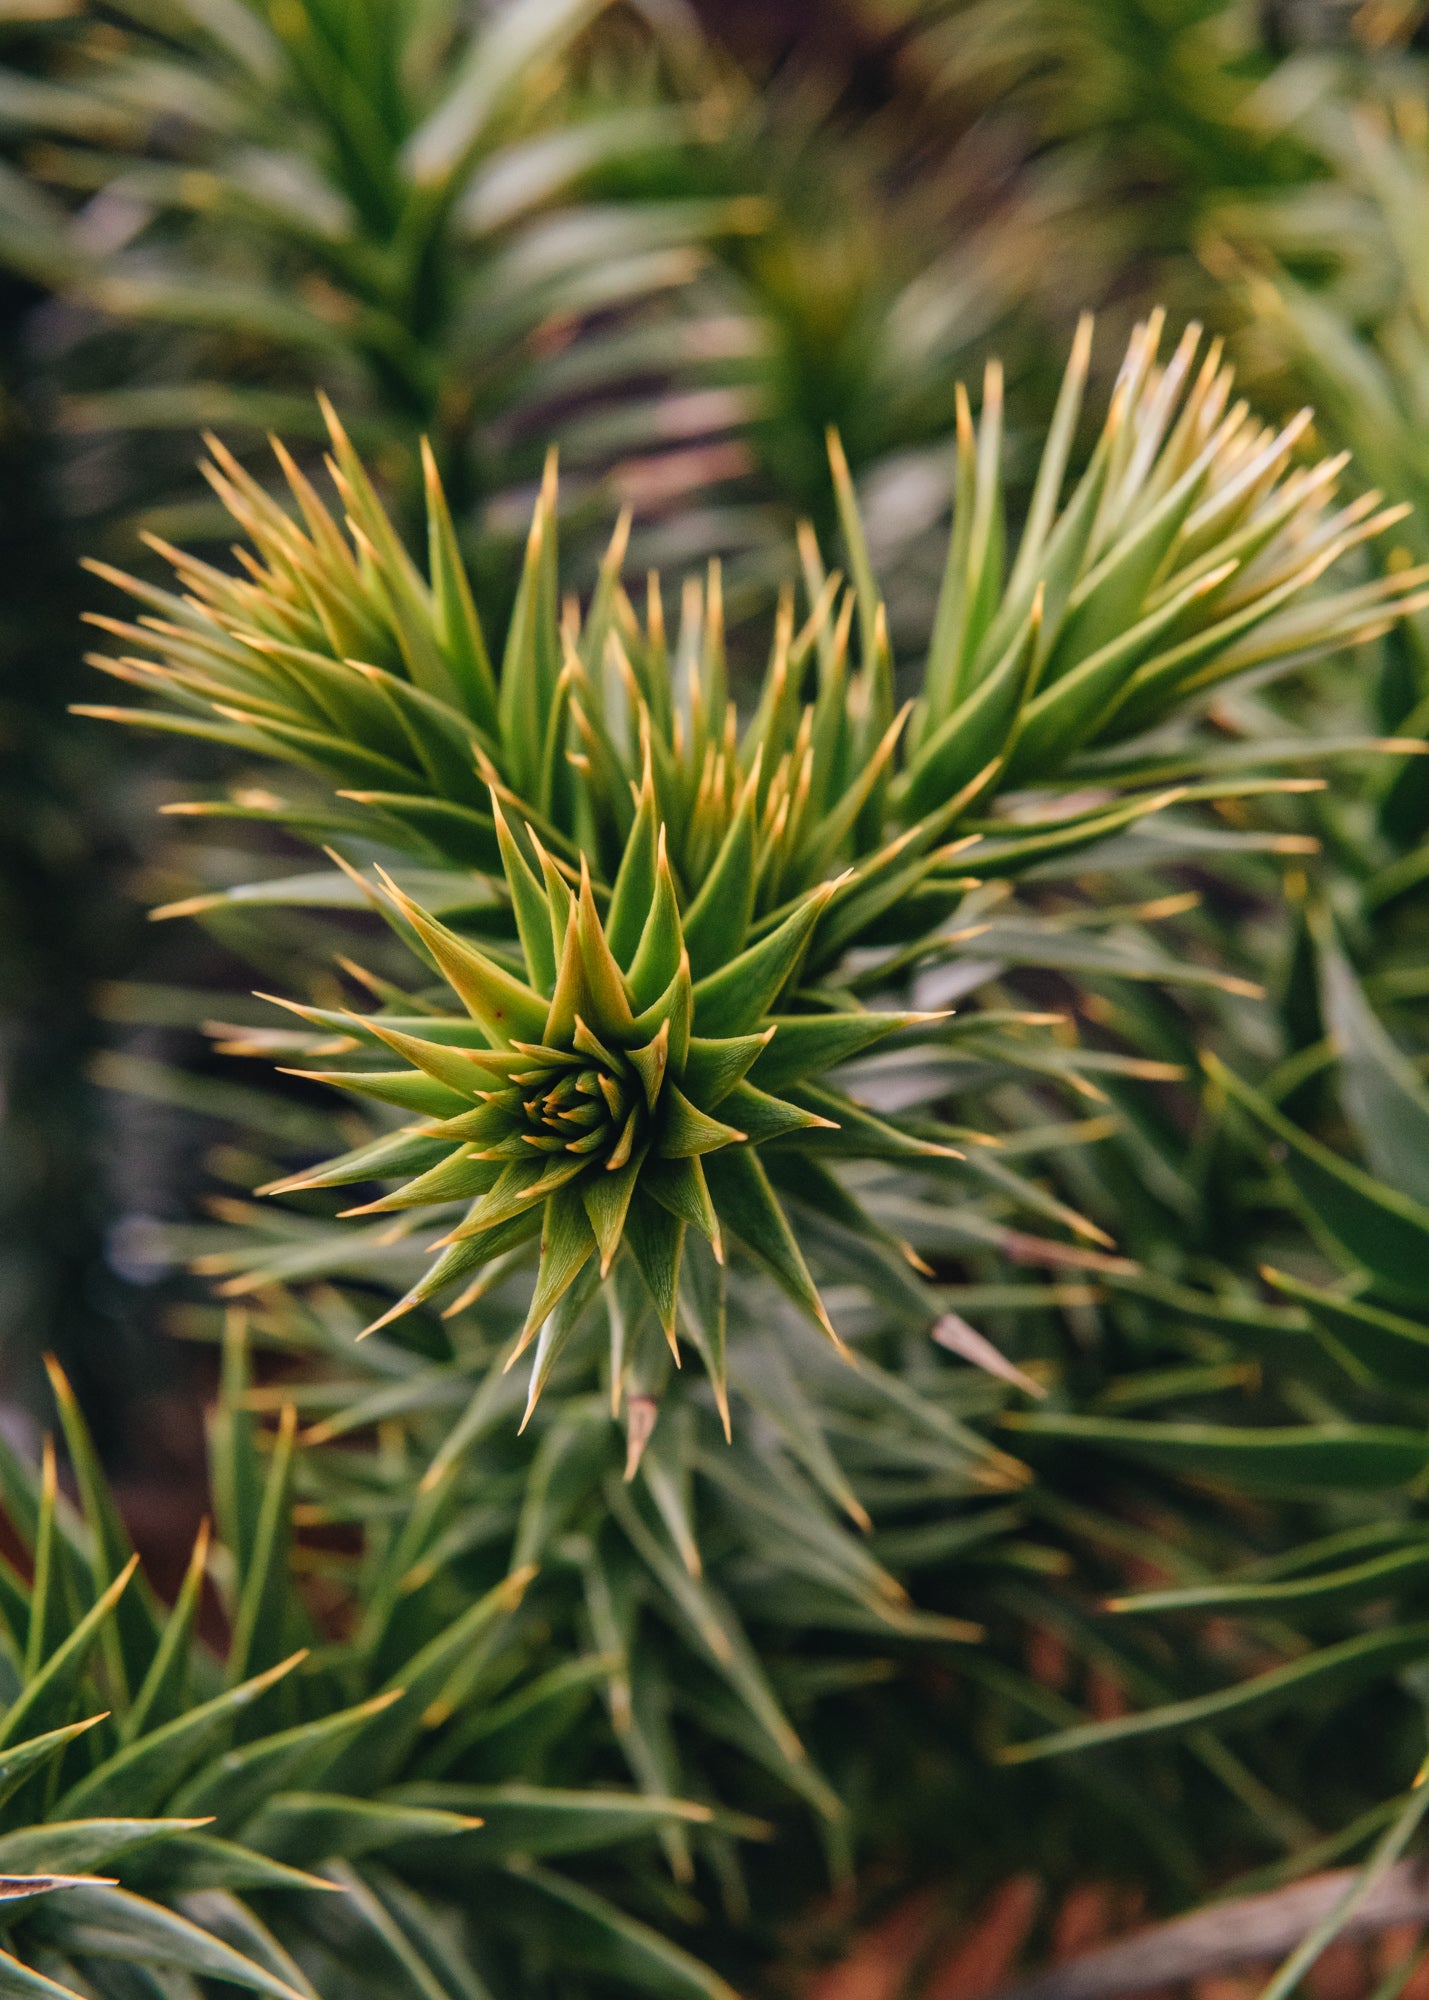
[9,0,1429,1988]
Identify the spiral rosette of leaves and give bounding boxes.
[262,798,945,1427]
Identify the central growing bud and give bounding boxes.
[456,1004,720,1271]
[272,778,922,1415]
[522,1041,639,1162]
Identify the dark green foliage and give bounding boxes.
[13,5,1429,1989]
[0,1338,743,1999]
